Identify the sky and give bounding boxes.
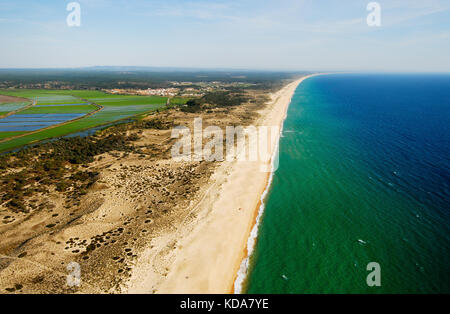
[0,0,450,72]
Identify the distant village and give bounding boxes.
[103,81,255,97]
[104,87,203,97]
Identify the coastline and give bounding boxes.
[125,75,316,294]
[232,74,320,293]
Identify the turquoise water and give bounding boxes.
[245,74,450,294]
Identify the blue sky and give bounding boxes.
[1,0,449,71]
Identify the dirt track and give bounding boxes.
[0,95,29,103]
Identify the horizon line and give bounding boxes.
[0,66,449,75]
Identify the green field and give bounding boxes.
[20,104,97,114]
[0,131,28,140]
[87,97,167,106]
[0,89,184,151]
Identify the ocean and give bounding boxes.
[245,74,450,293]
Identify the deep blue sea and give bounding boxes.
[246,74,450,293]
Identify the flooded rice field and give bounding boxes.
[0,113,86,132]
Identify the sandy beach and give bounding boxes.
[126,75,315,294]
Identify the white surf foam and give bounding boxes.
[233,83,298,294]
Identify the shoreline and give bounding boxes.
[125,75,318,294]
[232,74,321,293]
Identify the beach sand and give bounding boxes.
[126,75,314,294]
